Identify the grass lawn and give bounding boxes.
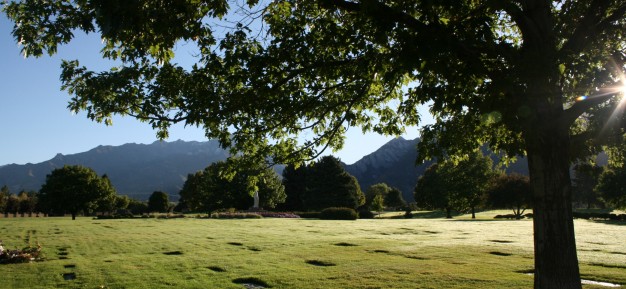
[0,211,624,288]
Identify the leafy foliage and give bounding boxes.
[6,0,626,286]
[148,191,170,213]
[415,152,496,218]
[572,163,604,209]
[487,174,532,219]
[179,159,285,213]
[38,165,115,219]
[596,165,626,210]
[303,156,364,210]
[319,207,358,220]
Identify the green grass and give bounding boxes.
[0,212,624,288]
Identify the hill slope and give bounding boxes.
[0,140,228,200]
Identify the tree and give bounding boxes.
[414,164,454,218]
[5,194,19,218]
[384,187,406,210]
[487,174,532,219]
[572,163,604,209]
[414,152,495,219]
[280,164,308,211]
[444,152,497,219]
[6,1,626,287]
[127,199,148,215]
[0,185,9,217]
[304,156,364,210]
[371,193,385,218]
[95,174,118,215]
[179,160,286,214]
[364,183,406,210]
[148,191,170,213]
[39,165,114,220]
[596,165,626,210]
[17,190,38,217]
[115,195,131,211]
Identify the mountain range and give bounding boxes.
[0,138,531,202]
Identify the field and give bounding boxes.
[0,211,625,288]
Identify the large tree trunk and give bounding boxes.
[527,130,581,289]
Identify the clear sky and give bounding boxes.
[0,14,431,166]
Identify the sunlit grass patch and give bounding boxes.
[0,212,623,288]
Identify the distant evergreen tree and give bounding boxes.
[304,156,364,210]
[280,164,308,211]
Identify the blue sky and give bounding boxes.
[0,14,430,166]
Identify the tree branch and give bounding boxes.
[559,84,622,129]
[560,1,626,60]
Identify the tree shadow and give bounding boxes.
[409,211,462,219]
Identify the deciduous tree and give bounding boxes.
[179,160,286,214]
[596,165,626,210]
[148,191,170,213]
[6,1,626,287]
[572,163,604,209]
[39,165,114,220]
[487,174,532,219]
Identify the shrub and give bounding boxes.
[320,207,358,220]
[295,212,321,219]
[211,212,263,219]
[357,209,375,219]
[256,212,300,218]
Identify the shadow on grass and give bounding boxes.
[305,260,336,267]
[408,211,462,219]
[232,277,271,288]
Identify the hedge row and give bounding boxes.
[573,212,626,221]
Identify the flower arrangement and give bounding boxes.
[0,241,43,264]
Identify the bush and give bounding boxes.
[357,209,375,219]
[256,212,300,218]
[295,212,321,219]
[211,212,263,219]
[320,207,358,220]
[573,212,626,221]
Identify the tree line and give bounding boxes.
[2,153,624,220]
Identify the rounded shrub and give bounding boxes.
[357,208,375,219]
[320,207,358,220]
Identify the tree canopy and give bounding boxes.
[5,1,626,287]
[487,173,532,219]
[596,164,626,210]
[179,160,285,214]
[38,165,116,220]
[304,156,364,210]
[148,191,170,213]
